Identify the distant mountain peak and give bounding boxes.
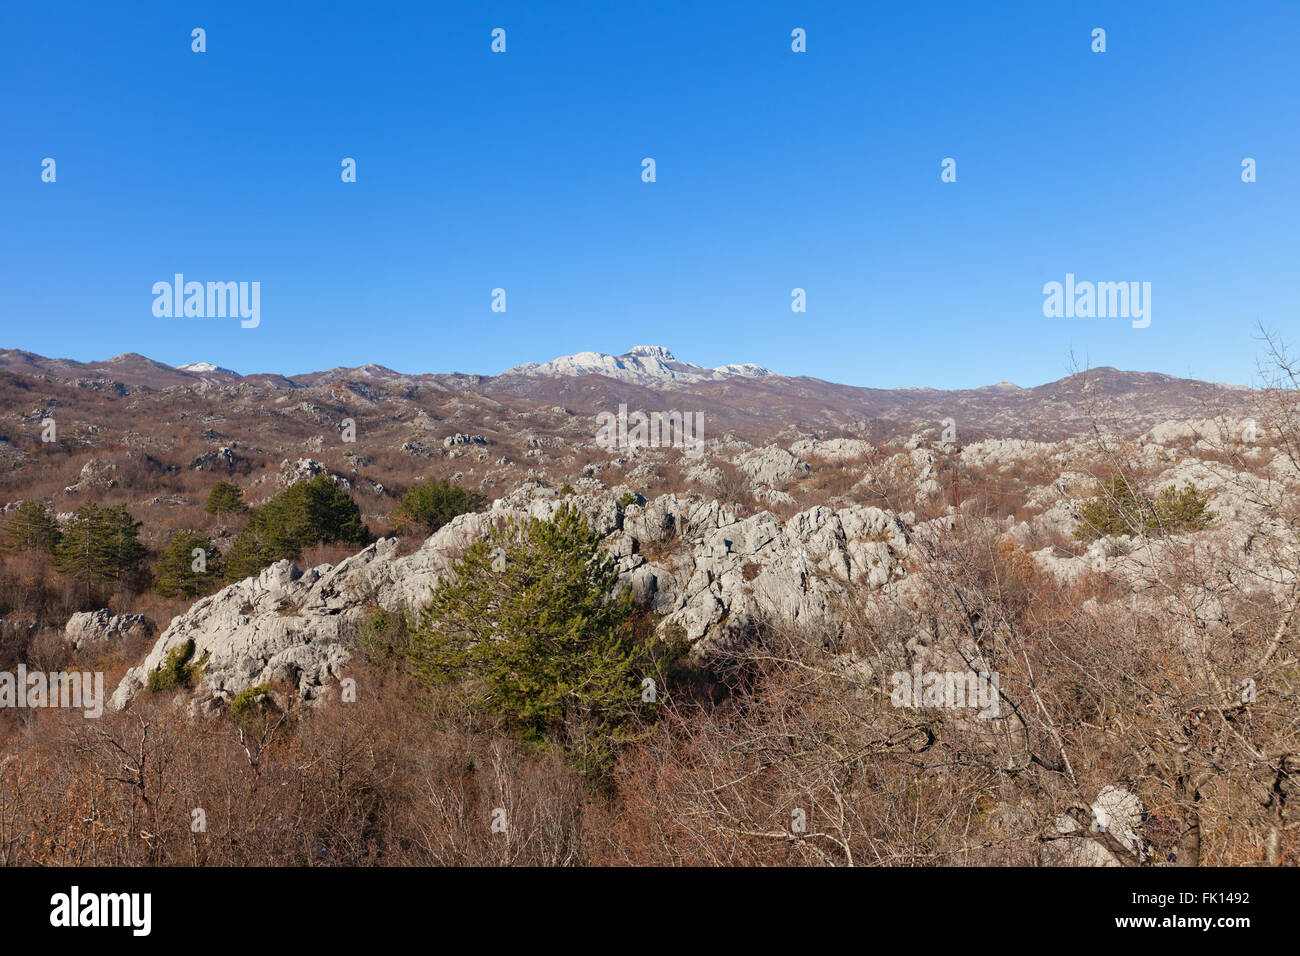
[626,345,677,361]
[501,346,775,386]
[178,361,239,376]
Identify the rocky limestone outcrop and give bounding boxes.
[64,609,154,652]
[190,446,244,473]
[63,459,117,494]
[277,458,350,490]
[960,438,1058,469]
[111,485,914,713]
[109,508,502,713]
[1140,417,1249,447]
[113,415,1296,719]
[1049,786,1148,866]
[789,437,874,463]
[737,445,810,487]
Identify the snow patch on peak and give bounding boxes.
[625,345,677,361]
[501,346,776,386]
[714,363,772,379]
[179,362,238,376]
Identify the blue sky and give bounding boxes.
[1,1,1296,388]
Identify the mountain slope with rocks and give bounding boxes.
[110,413,1290,720]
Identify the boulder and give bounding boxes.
[190,446,243,472]
[736,445,810,487]
[1050,786,1147,866]
[65,609,154,652]
[278,458,350,490]
[63,459,117,494]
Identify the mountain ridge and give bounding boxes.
[0,344,1253,441]
[0,344,1239,393]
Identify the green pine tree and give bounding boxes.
[55,502,147,602]
[154,530,223,597]
[1075,475,1215,542]
[225,474,368,581]
[206,480,247,515]
[1,500,61,553]
[392,478,486,534]
[409,503,649,775]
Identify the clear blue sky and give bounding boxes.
[1,1,1296,388]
